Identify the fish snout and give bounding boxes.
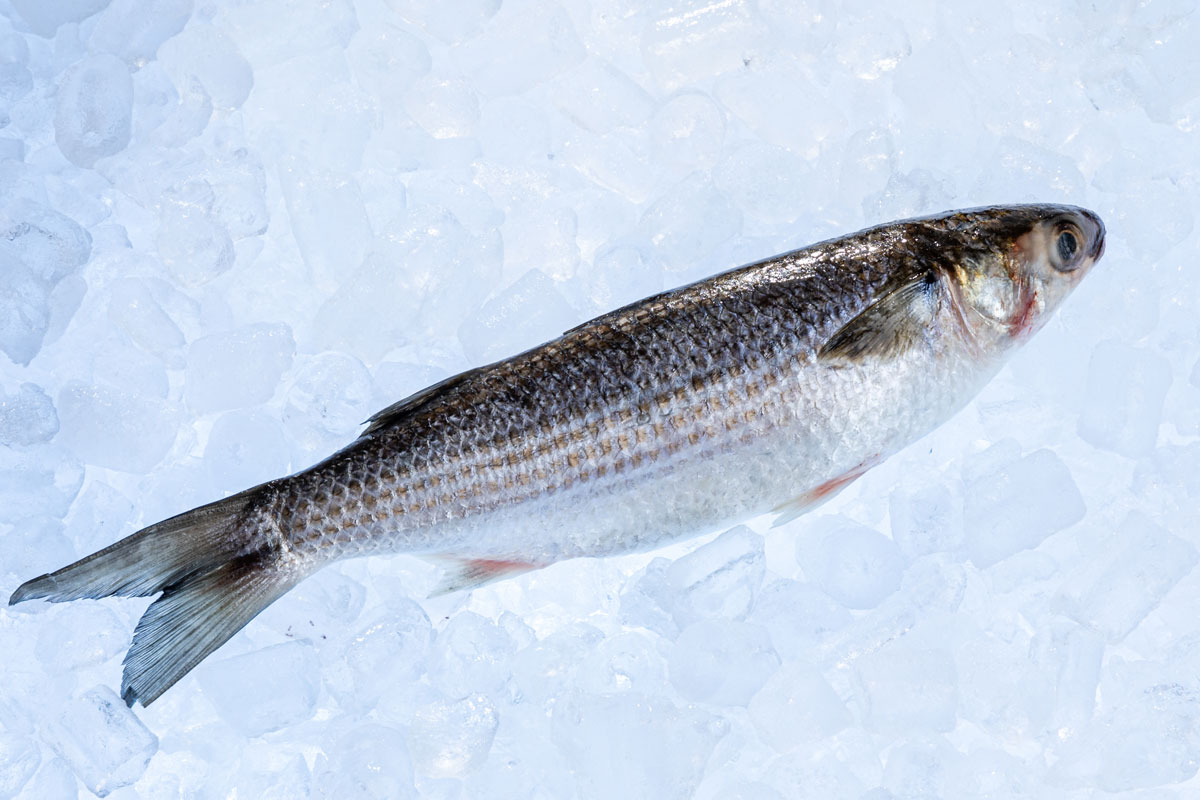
[1078,207,1106,261]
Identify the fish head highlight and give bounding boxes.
[929,204,1105,351]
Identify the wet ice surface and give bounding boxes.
[0,1,1198,798]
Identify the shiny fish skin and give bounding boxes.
[10,203,1105,706]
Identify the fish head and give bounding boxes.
[934,204,1105,349]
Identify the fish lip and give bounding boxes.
[1077,207,1106,260]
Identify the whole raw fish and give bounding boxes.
[10,204,1105,706]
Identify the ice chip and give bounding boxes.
[512,624,603,706]
[1077,340,1172,458]
[34,603,127,670]
[199,641,321,737]
[748,663,850,751]
[407,695,499,778]
[203,410,290,491]
[668,620,780,706]
[0,382,58,447]
[962,444,1085,568]
[279,159,372,291]
[106,277,186,364]
[797,516,905,610]
[328,603,433,713]
[45,687,158,797]
[185,323,295,413]
[888,481,964,559]
[574,631,668,696]
[54,54,133,168]
[715,60,846,156]
[0,729,40,799]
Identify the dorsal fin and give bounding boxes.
[360,367,486,437]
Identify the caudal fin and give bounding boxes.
[9,489,306,707]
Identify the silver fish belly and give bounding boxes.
[10,203,1106,706]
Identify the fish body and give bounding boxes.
[10,204,1105,706]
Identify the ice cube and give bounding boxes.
[643,0,766,90]
[185,323,295,413]
[157,23,253,110]
[796,516,905,610]
[198,641,321,737]
[551,59,655,134]
[0,31,33,104]
[56,381,179,473]
[665,525,765,627]
[0,254,50,366]
[668,620,780,706]
[45,686,158,797]
[574,631,668,696]
[281,352,373,449]
[406,695,499,778]
[639,172,742,273]
[203,410,291,491]
[1056,512,1198,642]
[155,202,236,287]
[582,245,663,314]
[1077,340,1173,458]
[0,446,84,524]
[106,277,186,365]
[855,644,958,735]
[0,728,39,799]
[888,482,964,559]
[33,603,126,671]
[326,602,433,713]
[962,443,1086,568]
[512,624,603,706]
[713,143,811,225]
[0,198,92,284]
[404,77,480,140]
[715,58,846,156]
[747,663,851,752]
[312,723,416,799]
[10,0,110,38]
[385,0,499,44]
[552,691,726,800]
[453,0,586,96]
[458,269,577,364]
[0,382,58,447]
[89,0,193,67]
[54,54,133,168]
[748,579,851,661]
[278,159,372,291]
[428,612,514,699]
[649,91,726,178]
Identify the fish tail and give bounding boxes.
[9,488,306,707]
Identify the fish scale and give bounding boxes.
[10,204,1105,706]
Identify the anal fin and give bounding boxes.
[427,557,542,598]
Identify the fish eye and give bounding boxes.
[1050,223,1084,272]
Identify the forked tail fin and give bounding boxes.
[8,489,306,707]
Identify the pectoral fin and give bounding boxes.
[818,270,943,364]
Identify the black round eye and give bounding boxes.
[1056,230,1078,263]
